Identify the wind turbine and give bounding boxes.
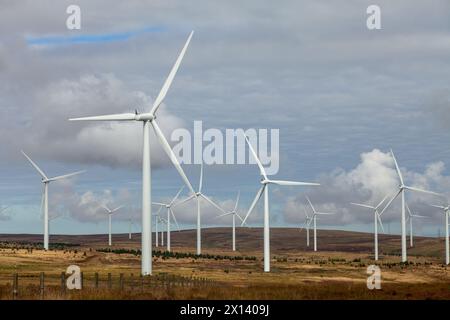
[241,135,320,272]
[69,32,196,275]
[22,150,84,250]
[405,201,427,248]
[174,163,224,255]
[305,196,334,252]
[217,191,244,251]
[154,206,163,247]
[430,204,449,265]
[152,186,183,252]
[350,195,388,261]
[128,216,135,240]
[379,149,441,262]
[299,206,313,247]
[0,206,9,217]
[101,205,123,246]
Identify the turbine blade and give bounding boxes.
[390,149,404,186]
[173,194,195,207]
[431,204,445,209]
[316,212,334,215]
[241,185,265,226]
[404,186,442,197]
[152,202,166,207]
[111,205,124,213]
[379,189,402,215]
[305,196,316,214]
[169,208,180,231]
[375,194,390,209]
[169,186,185,206]
[151,120,195,193]
[244,134,267,179]
[350,202,375,209]
[405,201,412,217]
[201,194,225,214]
[234,191,240,212]
[21,150,48,180]
[150,31,194,115]
[155,206,163,216]
[411,214,428,219]
[217,212,232,218]
[69,113,136,121]
[268,180,320,187]
[101,205,111,213]
[48,170,85,182]
[376,213,385,233]
[199,162,203,193]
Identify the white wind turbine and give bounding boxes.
[217,191,245,251]
[69,32,196,275]
[379,149,442,262]
[430,203,449,265]
[174,163,224,255]
[101,205,123,246]
[350,195,388,261]
[241,136,320,272]
[305,196,334,252]
[299,206,313,247]
[154,206,163,247]
[22,150,84,250]
[152,186,183,252]
[405,201,427,248]
[128,216,135,240]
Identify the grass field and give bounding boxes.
[0,228,448,300]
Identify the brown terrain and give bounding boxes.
[0,228,448,300]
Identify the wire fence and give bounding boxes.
[0,272,218,300]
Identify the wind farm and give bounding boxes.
[1,1,450,303]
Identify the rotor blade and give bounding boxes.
[405,200,413,217]
[390,149,404,185]
[155,206,163,216]
[169,186,185,207]
[350,202,375,210]
[376,213,385,233]
[234,191,240,212]
[302,205,310,219]
[198,162,203,193]
[151,120,195,194]
[172,194,195,208]
[0,206,9,214]
[404,186,442,197]
[101,205,111,213]
[411,214,428,219]
[316,212,334,215]
[152,202,166,207]
[244,134,267,179]
[241,185,265,226]
[169,208,180,231]
[305,196,316,214]
[69,113,136,121]
[150,31,194,116]
[268,180,320,187]
[47,170,85,182]
[299,220,308,233]
[379,189,402,215]
[431,204,446,209]
[111,205,124,213]
[21,150,48,180]
[235,213,248,227]
[200,194,225,214]
[375,194,390,210]
[217,212,232,218]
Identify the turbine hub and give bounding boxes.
[135,113,154,121]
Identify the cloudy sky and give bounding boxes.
[1,0,450,237]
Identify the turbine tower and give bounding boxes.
[241,135,320,272]
[152,186,183,252]
[305,196,334,252]
[217,191,244,251]
[430,204,449,265]
[351,195,388,261]
[405,201,427,248]
[22,151,84,250]
[101,205,123,246]
[154,206,162,247]
[174,163,224,255]
[69,32,196,275]
[380,149,441,262]
[299,206,313,247]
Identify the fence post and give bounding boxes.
[60,272,66,296]
[80,272,84,290]
[108,273,112,290]
[140,274,144,292]
[94,272,99,289]
[130,273,134,290]
[119,273,124,291]
[40,272,45,299]
[12,273,18,300]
